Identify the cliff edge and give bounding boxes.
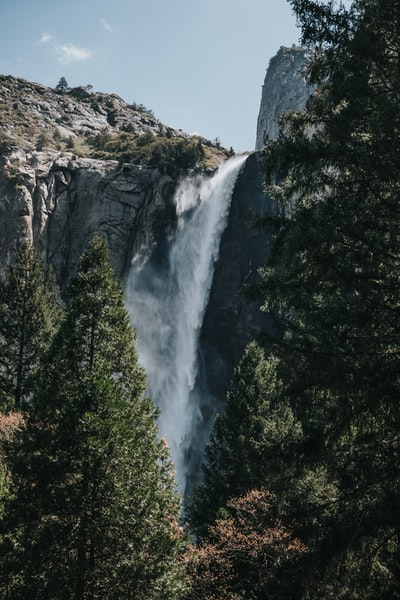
[255,45,313,149]
[0,75,229,284]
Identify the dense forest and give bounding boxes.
[0,0,399,597]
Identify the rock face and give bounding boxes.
[0,49,312,486]
[0,149,176,287]
[200,152,275,404]
[256,45,314,149]
[0,74,182,147]
[0,73,229,288]
[0,47,312,387]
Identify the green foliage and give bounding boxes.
[65,135,74,149]
[55,77,69,94]
[255,0,400,596]
[87,131,226,174]
[0,243,61,410]
[189,342,302,538]
[0,236,188,599]
[0,412,24,517]
[2,164,26,189]
[35,132,52,151]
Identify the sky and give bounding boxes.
[0,0,301,153]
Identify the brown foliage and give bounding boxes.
[0,412,25,496]
[187,489,307,599]
[0,411,24,442]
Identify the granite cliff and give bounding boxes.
[0,74,229,285]
[0,49,312,486]
[0,148,177,285]
[0,44,313,292]
[256,45,313,148]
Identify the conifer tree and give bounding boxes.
[257,0,400,596]
[0,235,187,599]
[189,342,301,538]
[0,242,61,410]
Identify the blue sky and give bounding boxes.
[0,0,300,152]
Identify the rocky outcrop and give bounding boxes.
[0,148,175,287]
[0,74,228,288]
[256,45,314,149]
[0,49,308,420]
[0,74,182,149]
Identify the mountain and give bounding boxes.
[0,73,230,283]
[0,49,312,489]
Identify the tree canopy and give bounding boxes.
[189,342,301,539]
[189,1,400,597]
[254,0,400,596]
[0,243,61,410]
[0,236,187,599]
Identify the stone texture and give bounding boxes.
[0,149,175,288]
[200,152,276,405]
[255,45,314,149]
[0,74,183,147]
[0,49,305,412]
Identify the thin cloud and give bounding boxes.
[39,33,52,44]
[101,18,113,32]
[57,43,92,65]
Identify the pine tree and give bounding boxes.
[0,235,187,599]
[189,342,301,538]
[55,77,69,93]
[257,0,400,596]
[0,242,61,410]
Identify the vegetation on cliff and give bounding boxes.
[0,74,231,172]
[86,130,233,175]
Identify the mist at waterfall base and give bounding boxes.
[127,155,247,497]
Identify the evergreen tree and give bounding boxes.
[189,342,301,538]
[0,242,61,410]
[0,235,187,599]
[55,77,69,93]
[257,0,400,596]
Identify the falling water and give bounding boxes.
[127,155,247,494]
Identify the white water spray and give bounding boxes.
[127,155,247,493]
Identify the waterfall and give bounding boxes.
[126,154,247,494]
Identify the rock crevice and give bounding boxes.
[0,149,175,287]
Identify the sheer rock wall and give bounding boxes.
[0,149,174,288]
[0,45,313,406]
[256,45,313,149]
